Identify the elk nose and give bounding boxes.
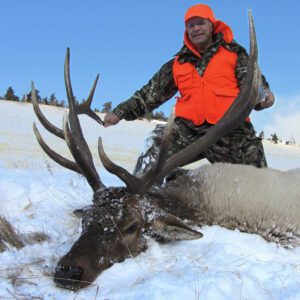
[54,265,83,288]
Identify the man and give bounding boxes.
[104,4,275,176]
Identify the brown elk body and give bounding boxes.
[31,12,296,291]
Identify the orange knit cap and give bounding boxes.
[184,4,233,44]
[185,4,216,24]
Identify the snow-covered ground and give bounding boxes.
[1,100,300,300]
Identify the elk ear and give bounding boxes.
[150,214,203,242]
[73,205,92,218]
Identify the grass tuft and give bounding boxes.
[0,215,24,251]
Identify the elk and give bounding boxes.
[32,12,300,291]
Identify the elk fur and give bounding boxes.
[157,163,300,247]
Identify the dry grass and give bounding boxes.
[0,215,24,251]
[0,215,50,252]
[24,231,50,245]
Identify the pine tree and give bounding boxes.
[49,93,58,106]
[43,97,49,105]
[4,87,19,101]
[153,111,168,121]
[271,133,279,144]
[101,101,112,113]
[57,99,66,107]
[21,95,27,102]
[26,89,42,103]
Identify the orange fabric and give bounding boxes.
[184,4,215,23]
[184,4,233,56]
[173,47,250,125]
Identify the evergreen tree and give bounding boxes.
[26,89,42,103]
[286,136,296,145]
[49,93,58,106]
[101,101,112,113]
[20,95,27,102]
[271,133,279,144]
[4,87,19,101]
[153,111,168,121]
[43,97,49,105]
[57,99,66,107]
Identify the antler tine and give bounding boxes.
[97,108,175,195]
[31,81,65,139]
[98,137,140,192]
[75,74,105,125]
[33,122,83,175]
[64,48,106,192]
[151,107,176,170]
[148,9,260,185]
[32,82,87,177]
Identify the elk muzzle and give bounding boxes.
[54,227,112,290]
[54,265,84,289]
[54,203,146,291]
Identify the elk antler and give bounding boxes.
[97,108,175,193]
[98,10,261,195]
[32,48,106,192]
[75,74,104,126]
[32,82,65,140]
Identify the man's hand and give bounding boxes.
[255,90,275,111]
[260,90,275,109]
[104,112,120,127]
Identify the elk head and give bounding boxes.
[32,11,260,291]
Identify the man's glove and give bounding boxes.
[254,90,275,111]
[104,112,120,127]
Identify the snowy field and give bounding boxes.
[1,100,300,300]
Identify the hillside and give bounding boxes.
[0,100,300,299]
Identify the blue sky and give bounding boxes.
[1,1,300,141]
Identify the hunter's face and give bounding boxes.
[186,17,213,52]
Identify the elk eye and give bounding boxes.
[125,223,139,234]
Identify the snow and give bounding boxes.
[1,100,300,299]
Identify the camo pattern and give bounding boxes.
[113,33,270,120]
[113,33,269,176]
[133,119,267,177]
[112,59,177,120]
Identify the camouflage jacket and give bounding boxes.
[113,33,270,121]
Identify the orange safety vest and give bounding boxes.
[173,46,249,125]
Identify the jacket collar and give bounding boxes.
[175,32,224,62]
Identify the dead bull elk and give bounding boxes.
[32,11,299,291]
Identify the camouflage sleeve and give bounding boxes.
[112,59,177,120]
[235,46,271,111]
[236,49,270,90]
